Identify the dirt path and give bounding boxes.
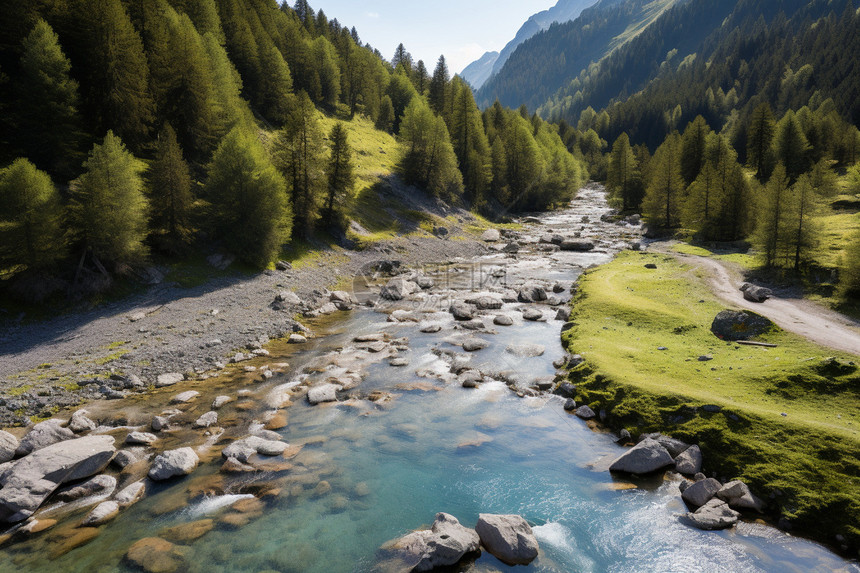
[667,250,860,356]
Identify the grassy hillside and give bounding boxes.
[562,250,860,549]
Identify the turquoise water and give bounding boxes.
[1,188,856,572]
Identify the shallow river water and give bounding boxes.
[1,187,856,573]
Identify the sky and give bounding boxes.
[306,0,559,74]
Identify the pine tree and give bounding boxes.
[414,60,428,95]
[72,0,155,152]
[428,55,450,116]
[70,131,149,264]
[206,127,291,267]
[607,133,640,211]
[399,98,463,201]
[392,43,412,74]
[747,102,776,180]
[375,95,394,133]
[148,124,194,254]
[386,70,417,133]
[504,116,543,210]
[754,163,791,268]
[274,91,324,236]
[258,42,295,125]
[449,78,491,205]
[774,110,811,182]
[0,158,66,272]
[642,133,684,230]
[16,19,82,178]
[784,173,821,271]
[679,115,712,186]
[322,122,354,229]
[309,36,340,108]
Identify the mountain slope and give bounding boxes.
[461,0,599,89]
[460,50,498,89]
[476,0,679,110]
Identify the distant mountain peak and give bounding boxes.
[460,51,499,90]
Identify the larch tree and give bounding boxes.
[679,115,712,186]
[69,131,149,264]
[413,59,428,95]
[503,115,543,210]
[322,122,354,229]
[747,102,776,180]
[449,78,491,206]
[205,127,291,267]
[606,133,640,211]
[72,0,155,152]
[16,19,82,178]
[642,133,684,230]
[375,95,394,133]
[753,163,791,268]
[0,158,66,272]
[399,98,463,201]
[428,55,450,116]
[386,70,417,134]
[840,230,860,300]
[274,91,325,236]
[148,124,194,254]
[258,41,295,125]
[774,110,811,182]
[784,173,821,271]
[392,43,412,74]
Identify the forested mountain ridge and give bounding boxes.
[475,0,679,110]
[459,50,499,89]
[461,0,599,89]
[0,0,586,302]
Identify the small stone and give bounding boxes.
[493,314,514,326]
[698,355,713,362]
[151,416,170,432]
[521,308,544,321]
[288,334,308,344]
[563,399,576,411]
[211,396,232,409]
[112,449,139,469]
[462,338,488,352]
[575,405,596,420]
[148,448,199,481]
[170,391,199,404]
[115,481,146,508]
[68,410,97,433]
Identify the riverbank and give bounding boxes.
[561,249,860,555]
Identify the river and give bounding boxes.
[0,185,855,573]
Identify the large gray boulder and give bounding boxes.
[740,283,772,303]
[381,512,480,572]
[148,447,199,481]
[639,433,690,458]
[381,278,419,301]
[517,284,547,303]
[481,229,501,242]
[68,410,97,433]
[16,419,75,456]
[710,310,774,341]
[559,239,595,252]
[609,438,674,475]
[682,477,721,509]
[0,435,115,523]
[674,445,703,475]
[449,302,476,321]
[0,430,19,463]
[475,513,539,565]
[683,498,739,530]
[716,480,765,512]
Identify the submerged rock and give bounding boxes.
[307,384,342,404]
[505,343,545,358]
[380,512,480,572]
[475,513,539,566]
[608,438,674,475]
[125,537,190,573]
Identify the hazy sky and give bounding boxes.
[307,1,558,74]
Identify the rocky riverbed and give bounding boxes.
[0,185,854,573]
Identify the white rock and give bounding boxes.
[193,411,218,429]
[114,481,146,508]
[125,432,158,445]
[307,384,342,404]
[211,396,232,409]
[68,410,97,433]
[170,391,199,404]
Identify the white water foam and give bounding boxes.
[533,522,597,573]
[180,493,254,519]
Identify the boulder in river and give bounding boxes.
[307,384,342,404]
[560,239,595,252]
[81,500,119,526]
[475,513,539,566]
[380,512,480,572]
[638,433,691,458]
[505,343,546,358]
[521,307,544,322]
[609,438,674,475]
[517,284,547,303]
[682,477,722,509]
[674,445,703,475]
[683,498,739,530]
[115,481,146,508]
[16,419,75,456]
[716,480,765,512]
[381,278,419,301]
[449,302,476,321]
[710,310,774,341]
[481,229,501,242]
[148,448,199,481]
[0,435,116,523]
[493,314,514,326]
